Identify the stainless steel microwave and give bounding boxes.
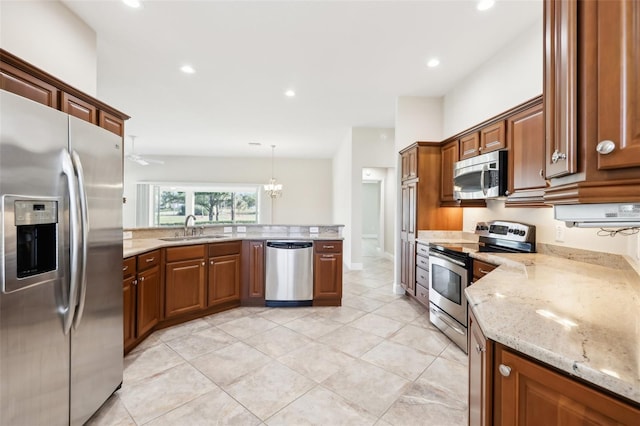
[453,150,507,200]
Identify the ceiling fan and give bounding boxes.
[126,135,164,166]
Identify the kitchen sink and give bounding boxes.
[159,235,227,242]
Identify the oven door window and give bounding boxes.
[431,263,462,305]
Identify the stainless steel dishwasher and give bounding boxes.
[265,241,313,307]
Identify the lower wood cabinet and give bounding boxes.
[207,241,241,308]
[242,240,266,306]
[123,250,160,354]
[313,241,343,306]
[164,245,206,319]
[469,306,640,425]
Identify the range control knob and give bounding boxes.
[519,230,526,236]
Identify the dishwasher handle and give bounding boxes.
[266,241,313,249]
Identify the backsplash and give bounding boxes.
[125,224,344,240]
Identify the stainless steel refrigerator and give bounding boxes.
[0,90,123,425]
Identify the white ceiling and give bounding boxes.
[63,0,542,159]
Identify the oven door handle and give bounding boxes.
[431,307,465,336]
[429,251,467,268]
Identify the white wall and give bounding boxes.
[384,167,396,256]
[332,130,353,267]
[443,18,543,138]
[0,1,98,96]
[362,182,380,237]
[124,155,333,228]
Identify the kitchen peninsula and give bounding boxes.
[123,224,344,353]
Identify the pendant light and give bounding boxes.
[264,145,283,198]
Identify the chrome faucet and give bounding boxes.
[184,214,197,236]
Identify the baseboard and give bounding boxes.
[392,282,405,295]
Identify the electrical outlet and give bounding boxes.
[123,231,132,240]
[237,226,246,233]
[555,224,565,243]
[310,226,319,233]
[223,226,232,233]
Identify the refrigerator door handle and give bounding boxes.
[61,150,81,335]
[71,150,89,329]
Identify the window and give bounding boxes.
[141,184,259,227]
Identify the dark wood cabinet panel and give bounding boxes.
[400,239,416,296]
[544,0,578,178]
[480,121,506,154]
[61,92,97,124]
[494,345,640,425]
[544,0,640,203]
[0,61,59,108]
[401,146,418,181]
[472,260,497,283]
[208,254,241,307]
[165,259,206,318]
[441,140,459,203]
[98,110,125,137]
[313,240,343,305]
[460,132,480,160]
[137,266,160,337]
[469,309,492,426]
[123,274,137,351]
[591,0,640,171]
[242,241,265,304]
[506,102,547,207]
[137,249,160,272]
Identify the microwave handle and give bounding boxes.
[480,164,488,196]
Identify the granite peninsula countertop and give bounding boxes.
[416,230,639,404]
[123,230,343,258]
[466,250,640,405]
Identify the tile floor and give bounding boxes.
[88,251,469,426]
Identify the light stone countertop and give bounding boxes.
[123,233,343,258]
[465,250,640,405]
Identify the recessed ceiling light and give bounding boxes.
[284,89,296,97]
[180,65,195,74]
[122,0,142,8]
[427,58,440,68]
[249,142,262,146]
[477,0,495,11]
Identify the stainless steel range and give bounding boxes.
[428,221,536,353]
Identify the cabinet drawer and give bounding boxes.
[416,243,429,257]
[123,257,136,278]
[165,245,205,262]
[416,266,429,287]
[138,250,160,272]
[314,240,342,253]
[473,260,497,280]
[416,255,429,270]
[416,284,429,307]
[208,240,242,257]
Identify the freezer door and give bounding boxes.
[68,117,123,425]
[0,90,70,425]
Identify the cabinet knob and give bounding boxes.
[499,364,512,377]
[132,279,137,286]
[551,149,567,164]
[123,265,129,271]
[140,276,145,282]
[475,343,485,353]
[596,140,616,155]
[202,262,205,266]
[210,260,214,265]
[539,168,544,178]
[504,190,510,196]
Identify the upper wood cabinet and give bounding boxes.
[460,132,480,160]
[544,0,578,178]
[0,49,129,137]
[0,61,59,108]
[480,121,506,154]
[544,0,640,203]
[61,92,97,125]
[440,140,460,203]
[400,146,418,181]
[506,102,547,207]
